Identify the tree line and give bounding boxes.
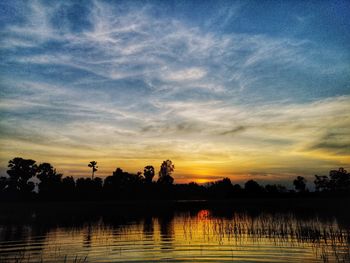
[0,157,349,201]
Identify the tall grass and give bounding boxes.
[182,211,350,262]
[1,211,349,262]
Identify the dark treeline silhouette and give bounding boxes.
[0,157,349,202]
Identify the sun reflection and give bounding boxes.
[1,211,349,262]
[197,209,210,221]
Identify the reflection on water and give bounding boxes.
[0,205,349,262]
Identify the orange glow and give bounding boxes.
[194,178,211,184]
[197,209,211,220]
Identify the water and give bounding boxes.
[0,203,349,262]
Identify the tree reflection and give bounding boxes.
[159,213,174,251]
[143,216,154,240]
[83,224,92,248]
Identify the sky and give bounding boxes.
[0,0,349,186]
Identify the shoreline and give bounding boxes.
[1,196,349,211]
[1,197,349,228]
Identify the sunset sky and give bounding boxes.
[0,0,349,186]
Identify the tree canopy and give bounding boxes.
[1,157,349,201]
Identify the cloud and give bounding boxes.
[219,126,247,135]
[3,0,339,95]
[164,68,207,82]
[307,131,350,155]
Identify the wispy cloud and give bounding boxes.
[3,0,338,93]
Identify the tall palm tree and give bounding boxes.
[88,161,98,179]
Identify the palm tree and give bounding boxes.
[88,161,98,179]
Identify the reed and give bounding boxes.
[0,210,349,262]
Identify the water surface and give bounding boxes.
[0,203,349,262]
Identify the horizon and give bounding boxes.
[0,156,344,189]
[1,0,349,185]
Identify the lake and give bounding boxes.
[0,201,349,262]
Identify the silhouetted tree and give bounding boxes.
[7,156,350,202]
[232,183,243,195]
[277,184,287,193]
[93,177,103,188]
[174,182,206,200]
[88,161,98,179]
[314,175,330,192]
[6,157,37,196]
[103,169,122,199]
[265,184,287,195]
[244,180,263,194]
[233,184,242,191]
[62,176,75,199]
[0,176,7,193]
[208,177,233,198]
[76,178,98,200]
[157,160,174,185]
[37,163,62,199]
[90,177,103,200]
[103,167,144,199]
[293,176,307,192]
[313,168,350,193]
[329,167,350,192]
[144,166,155,184]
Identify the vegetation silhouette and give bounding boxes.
[293,176,307,192]
[5,157,37,199]
[314,167,350,194]
[88,161,98,179]
[157,160,174,185]
[144,165,155,184]
[37,163,62,200]
[245,180,264,195]
[0,157,349,202]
